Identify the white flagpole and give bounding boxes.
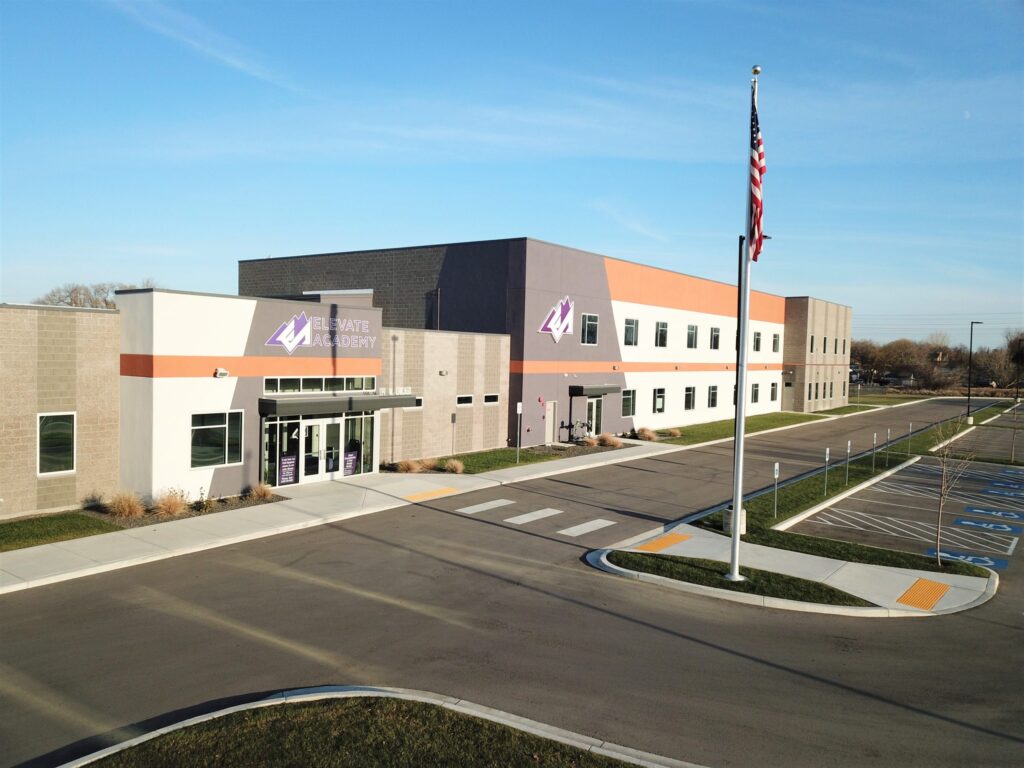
[726,66,760,582]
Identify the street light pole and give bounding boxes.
[967,321,983,418]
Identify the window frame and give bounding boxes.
[622,389,636,417]
[686,324,698,349]
[710,327,720,350]
[37,411,76,476]
[751,383,760,403]
[771,382,778,402]
[581,313,599,346]
[484,393,500,405]
[772,333,780,353]
[456,395,474,407]
[655,321,669,348]
[623,318,639,347]
[810,335,815,353]
[652,388,666,414]
[708,385,718,408]
[753,331,762,352]
[684,386,696,411]
[190,410,244,470]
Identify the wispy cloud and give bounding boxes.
[102,0,309,96]
[591,199,670,243]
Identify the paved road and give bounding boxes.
[2,398,1021,768]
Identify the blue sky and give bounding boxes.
[1,0,1021,346]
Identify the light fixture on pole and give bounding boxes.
[967,321,983,418]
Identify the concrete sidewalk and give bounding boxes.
[597,523,996,616]
[0,441,677,595]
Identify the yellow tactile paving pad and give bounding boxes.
[634,533,691,553]
[896,578,950,610]
[404,487,458,502]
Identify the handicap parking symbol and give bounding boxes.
[1002,468,1024,477]
[926,549,1008,570]
[954,518,1023,534]
[983,488,1024,498]
[964,506,1024,522]
[991,481,1024,490]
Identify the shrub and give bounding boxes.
[636,427,658,441]
[108,491,145,519]
[597,433,622,448]
[444,458,465,474]
[82,491,106,512]
[152,489,188,517]
[192,487,214,514]
[581,436,599,447]
[396,459,422,473]
[666,428,682,438]
[247,483,274,501]
[419,457,439,472]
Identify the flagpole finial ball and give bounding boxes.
[752,65,762,75]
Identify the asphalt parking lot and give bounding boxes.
[954,421,1022,464]
[790,457,1024,572]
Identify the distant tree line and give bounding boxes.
[34,280,156,310]
[852,331,1024,389]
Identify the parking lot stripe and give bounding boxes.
[557,519,616,537]
[456,499,515,515]
[896,578,950,610]
[404,487,458,502]
[634,533,691,552]
[810,508,1016,554]
[504,508,563,525]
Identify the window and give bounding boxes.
[622,389,636,417]
[810,336,815,353]
[771,382,778,401]
[830,382,834,398]
[653,388,665,413]
[834,338,838,354]
[582,313,599,345]
[733,385,737,405]
[685,386,696,410]
[752,383,760,403]
[815,383,820,400]
[404,397,424,409]
[456,395,473,406]
[267,375,375,394]
[624,318,638,347]
[808,383,812,400]
[484,393,499,404]
[772,333,780,353]
[264,378,279,393]
[707,385,718,408]
[687,324,698,349]
[710,327,720,350]
[280,377,301,393]
[843,381,847,396]
[753,331,762,352]
[824,337,828,355]
[38,413,75,474]
[302,377,323,392]
[655,322,668,347]
[191,411,242,468]
[843,339,847,355]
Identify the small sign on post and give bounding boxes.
[516,401,523,464]
[845,440,851,485]
[872,432,877,472]
[824,447,830,497]
[773,461,780,519]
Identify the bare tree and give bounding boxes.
[34,279,156,309]
[932,417,976,566]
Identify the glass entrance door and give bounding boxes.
[304,423,321,480]
[325,422,341,473]
[586,397,603,435]
[264,414,377,486]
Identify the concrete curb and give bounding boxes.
[930,568,999,615]
[586,549,924,618]
[771,456,921,532]
[58,685,704,768]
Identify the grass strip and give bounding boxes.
[94,697,630,768]
[0,513,120,552]
[436,447,562,474]
[849,394,933,406]
[608,551,873,607]
[658,412,825,445]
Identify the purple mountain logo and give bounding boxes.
[266,312,312,354]
[538,296,574,343]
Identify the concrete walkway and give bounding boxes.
[598,523,996,616]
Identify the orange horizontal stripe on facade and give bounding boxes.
[121,354,382,378]
[604,257,786,323]
[510,360,784,374]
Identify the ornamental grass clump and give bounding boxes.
[396,459,422,473]
[419,457,439,472]
[597,433,622,448]
[108,491,145,519]
[152,489,188,517]
[666,428,682,438]
[635,427,658,441]
[444,458,465,474]
[581,436,599,447]
[247,483,274,501]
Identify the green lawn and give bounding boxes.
[436,447,564,474]
[658,412,825,445]
[95,697,631,768]
[0,512,120,552]
[608,551,873,606]
[819,404,877,415]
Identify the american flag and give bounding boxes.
[749,87,766,261]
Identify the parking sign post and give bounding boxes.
[886,428,891,468]
[872,432,877,472]
[908,422,913,456]
[773,461,780,519]
[516,401,523,464]
[845,440,851,485]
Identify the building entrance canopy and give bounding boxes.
[259,393,418,418]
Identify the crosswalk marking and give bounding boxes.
[557,519,616,537]
[456,499,515,515]
[504,508,564,525]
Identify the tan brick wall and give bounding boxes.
[0,306,120,518]
[782,298,853,413]
[379,329,509,463]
